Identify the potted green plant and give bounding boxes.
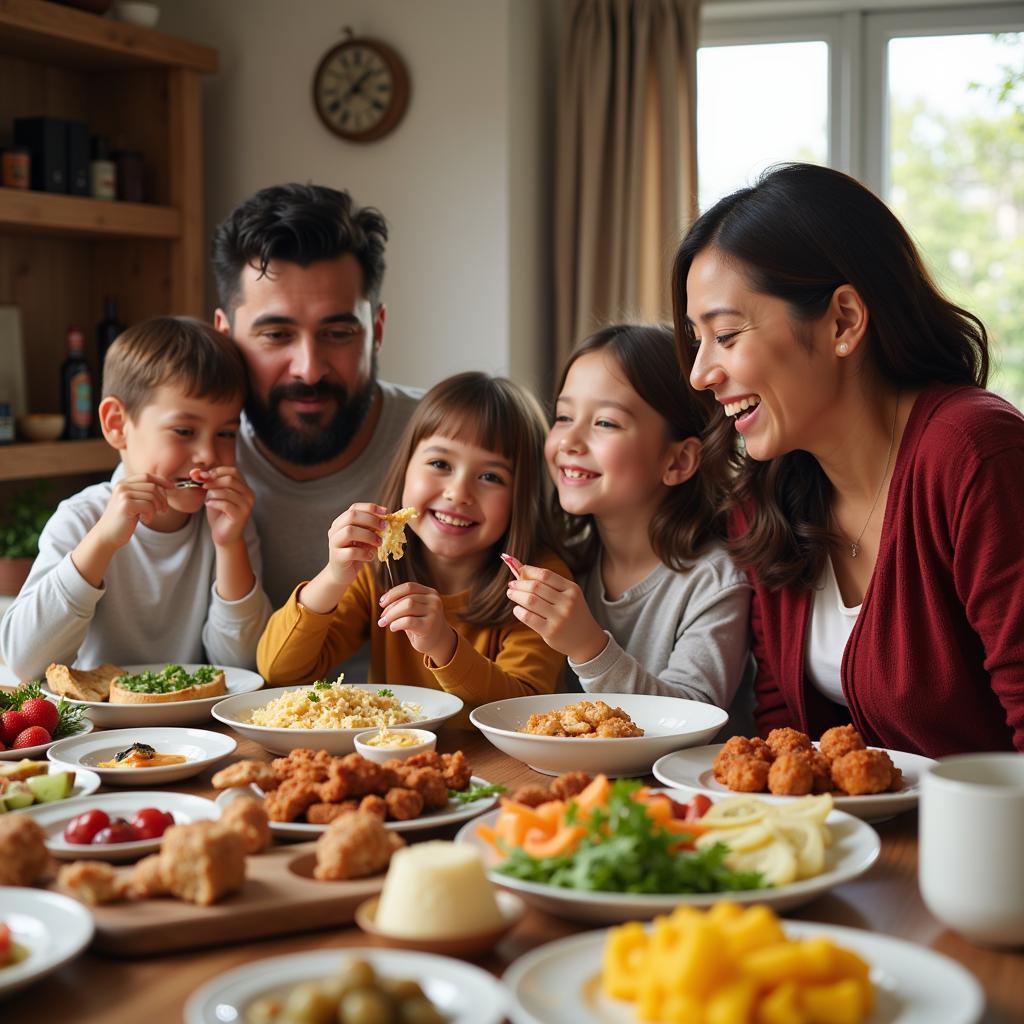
[0,484,54,596]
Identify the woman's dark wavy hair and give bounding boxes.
[211,183,388,317]
[671,162,989,590]
[552,324,733,575]
[375,372,564,626]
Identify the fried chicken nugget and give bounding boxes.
[271,748,333,782]
[263,776,320,822]
[440,750,473,791]
[767,751,816,796]
[384,787,425,820]
[766,727,813,758]
[57,860,129,905]
[338,753,387,797]
[0,814,48,886]
[819,724,866,763]
[211,759,281,792]
[713,737,773,783]
[359,794,388,820]
[511,784,553,808]
[404,751,444,771]
[160,821,246,906]
[807,749,835,794]
[313,810,404,881]
[306,801,359,824]
[127,853,171,899]
[401,766,450,810]
[831,748,894,795]
[219,794,271,854]
[550,771,592,800]
[596,716,644,738]
[723,755,771,793]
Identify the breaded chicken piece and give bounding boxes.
[220,794,271,854]
[57,860,128,905]
[767,751,816,796]
[127,854,171,899]
[212,759,281,792]
[723,755,771,793]
[313,811,404,881]
[766,727,813,758]
[160,821,245,906]
[271,748,333,783]
[511,784,553,808]
[337,753,386,797]
[264,777,320,822]
[0,814,48,886]
[384,787,424,820]
[807,749,835,794]
[550,771,592,800]
[440,750,473,791]
[306,801,359,824]
[818,724,867,763]
[401,766,449,810]
[358,794,388,820]
[831,749,894,795]
[404,751,444,771]
[595,716,643,738]
[713,737,774,784]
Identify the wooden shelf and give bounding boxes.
[0,0,217,72]
[0,188,181,239]
[0,438,118,481]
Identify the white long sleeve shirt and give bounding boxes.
[0,477,271,681]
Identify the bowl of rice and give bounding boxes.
[211,680,464,755]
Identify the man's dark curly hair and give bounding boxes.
[211,183,388,318]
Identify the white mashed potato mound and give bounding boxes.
[248,680,424,730]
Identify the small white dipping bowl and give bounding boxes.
[354,728,437,765]
[470,693,729,777]
[211,684,463,756]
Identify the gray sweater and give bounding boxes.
[570,545,754,727]
[0,476,271,680]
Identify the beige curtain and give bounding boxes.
[554,0,701,368]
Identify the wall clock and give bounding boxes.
[313,33,411,142]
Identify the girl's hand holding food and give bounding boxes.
[378,581,458,665]
[199,467,255,547]
[300,503,387,613]
[507,566,608,664]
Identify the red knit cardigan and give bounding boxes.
[737,384,1024,757]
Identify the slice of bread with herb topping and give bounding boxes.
[45,663,125,703]
[108,664,226,705]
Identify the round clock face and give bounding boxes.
[313,39,410,142]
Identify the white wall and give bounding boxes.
[159,0,555,393]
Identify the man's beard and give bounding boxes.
[245,355,378,466]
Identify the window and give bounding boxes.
[697,2,1024,408]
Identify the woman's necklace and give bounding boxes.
[840,392,900,559]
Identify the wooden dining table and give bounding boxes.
[4,725,1022,1024]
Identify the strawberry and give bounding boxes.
[0,739,5,751]
[12,726,51,749]
[1,709,28,744]
[19,697,59,734]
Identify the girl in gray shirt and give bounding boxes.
[506,324,752,723]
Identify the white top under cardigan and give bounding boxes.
[805,556,861,707]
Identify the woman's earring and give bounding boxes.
[837,341,849,356]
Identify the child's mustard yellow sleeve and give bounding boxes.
[256,567,375,684]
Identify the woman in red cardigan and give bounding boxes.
[672,163,1023,758]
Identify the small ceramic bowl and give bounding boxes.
[354,891,525,958]
[354,728,437,765]
[113,0,160,27]
[16,414,65,442]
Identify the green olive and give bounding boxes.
[244,996,283,1024]
[396,998,446,1024]
[282,982,336,1024]
[338,987,395,1024]
[380,978,425,1003]
[333,959,378,998]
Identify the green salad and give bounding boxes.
[115,663,220,694]
[495,779,766,895]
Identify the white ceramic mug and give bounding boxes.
[919,752,1024,946]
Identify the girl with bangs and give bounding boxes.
[506,324,753,724]
[257,372,572,714]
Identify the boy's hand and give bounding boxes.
[506,566,608,664]
[199,467,254,547]
[95,473,173,549]
[378,582,458,665]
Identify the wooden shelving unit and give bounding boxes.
[0,0,217,483]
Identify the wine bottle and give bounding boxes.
[96,295,123,394]
[61,326,92,440]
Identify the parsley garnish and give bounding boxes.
[313,680,331,690]
[307,692,320,703]
[448,782,506,804]
[378,688,394,698]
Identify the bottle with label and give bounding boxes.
[61,327,93,440]
[96,295,124,394]
[89,137,117,200]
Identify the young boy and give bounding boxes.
[0,317,271,680]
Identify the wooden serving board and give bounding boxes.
[47,842,384,957]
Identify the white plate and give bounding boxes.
[32,789,219,862]
[46,727,236,786]
[653,744,936,822]
[184,946,509,1024]
[455,801,880,923]
[216,774,501,838]
[503,920,984,1024]
[42,664,264,728]
[470,693,729,777]
[0,717,94,761]
[5,763,102,812]
[212,683,464,756]
[0,888,95,998]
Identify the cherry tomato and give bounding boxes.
[63,808,110,845]
[129,807,175,840]
[91,818,140,845]
[685,793,713,821]
[668,798,691,819]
